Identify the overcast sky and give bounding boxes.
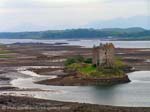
[0,0,149,32]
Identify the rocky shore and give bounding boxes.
[0,96,150,112]
[37,73,130,86]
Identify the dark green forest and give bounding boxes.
[0,27,150,40]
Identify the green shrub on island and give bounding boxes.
[97,67,124,77]
[84,58,92,64]
[114,57,126,68]
[65,56,126,78]
[65,55,84,66]
[65,55,92,66]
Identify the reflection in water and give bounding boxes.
[1,70,150,107]
[91,85,119,104]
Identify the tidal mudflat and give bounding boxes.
[0,42,150,111]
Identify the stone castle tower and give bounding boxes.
[92,43,115,67]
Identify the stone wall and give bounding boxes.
[92,43,115,67]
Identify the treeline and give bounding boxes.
[0,28,150,40]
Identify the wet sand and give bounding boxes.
[0,43,150,111]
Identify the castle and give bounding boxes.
[92,43,115,67]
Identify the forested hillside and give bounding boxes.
[0,27,149,40]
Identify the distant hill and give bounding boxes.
[0,27,150,40]
[100,27,145,33]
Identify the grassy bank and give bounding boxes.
[65,55,127,78]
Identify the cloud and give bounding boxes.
[86,16,150,29]
[1,0,148,9]
[0,0,103,9]
[0,0,149,31]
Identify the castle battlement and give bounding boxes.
[92,43,115,67]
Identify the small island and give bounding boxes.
[38,43,131,86]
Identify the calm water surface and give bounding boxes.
[0,39,150,48]
[0,39,150,107]
[7,71,150,107]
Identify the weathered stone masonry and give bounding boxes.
[92,43,115,67]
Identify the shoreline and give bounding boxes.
[0,96,150,112]
[36,72,130,86]
[0,43,150,110]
